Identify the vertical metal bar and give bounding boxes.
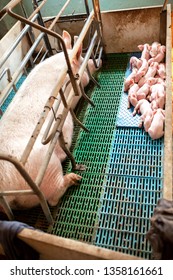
[84,0,90,16]
[32,0,53,56]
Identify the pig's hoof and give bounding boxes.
[73,164,86,171]
[69,173,82,185]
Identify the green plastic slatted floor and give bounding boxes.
[0,54,163,259]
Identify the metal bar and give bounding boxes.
[32,0,53,56]
[0,0,21,20]
[28,0,47,20]
[162,0,168,11]
[7,8,82,100]
[0,13,39,69]
[49,0,71,30]
[20,10,94,165]
[35,117,63,187]
[0,190,34,196]
[79,79,95,106]
[0,32,45,106]
[0,0,47,21]
[84,0,90,16]
[70,108,89,132]
[0,67,17,93]
[33,45,44,63]
[41,30,98,145]
[92,0,103,35]
[0,153,53,224]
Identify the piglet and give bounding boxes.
[124,68,138,92]
[157,63,166,79]
[134,58,148,83]
[149,42,161,58]
[136,77,158,100]
[138,43,150,60]
[148,109,165,139]
[127,82,139,108]
[150,83,166,109]
[138,62,159,87]
[0,30,82,210]
[148,45,166,65]
[129,56,142,70]
[133,99,153,132]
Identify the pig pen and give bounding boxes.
[0,1,172,260]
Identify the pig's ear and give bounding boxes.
[73,42,83,65]
[62,30,72,49]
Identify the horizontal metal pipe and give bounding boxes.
[0,190,34,196]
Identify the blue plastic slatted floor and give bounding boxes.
[0,74,27,116]
[95,128,163,259]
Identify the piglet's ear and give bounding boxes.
[62,30,72,50]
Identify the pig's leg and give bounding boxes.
[127,97,131,109]
[43,152,82,206]
[139,114,145,128]
[132,103,140,116]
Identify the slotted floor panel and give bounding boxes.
[51,53,163,259]
[0,74,27,116]
[95,128,163,259]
